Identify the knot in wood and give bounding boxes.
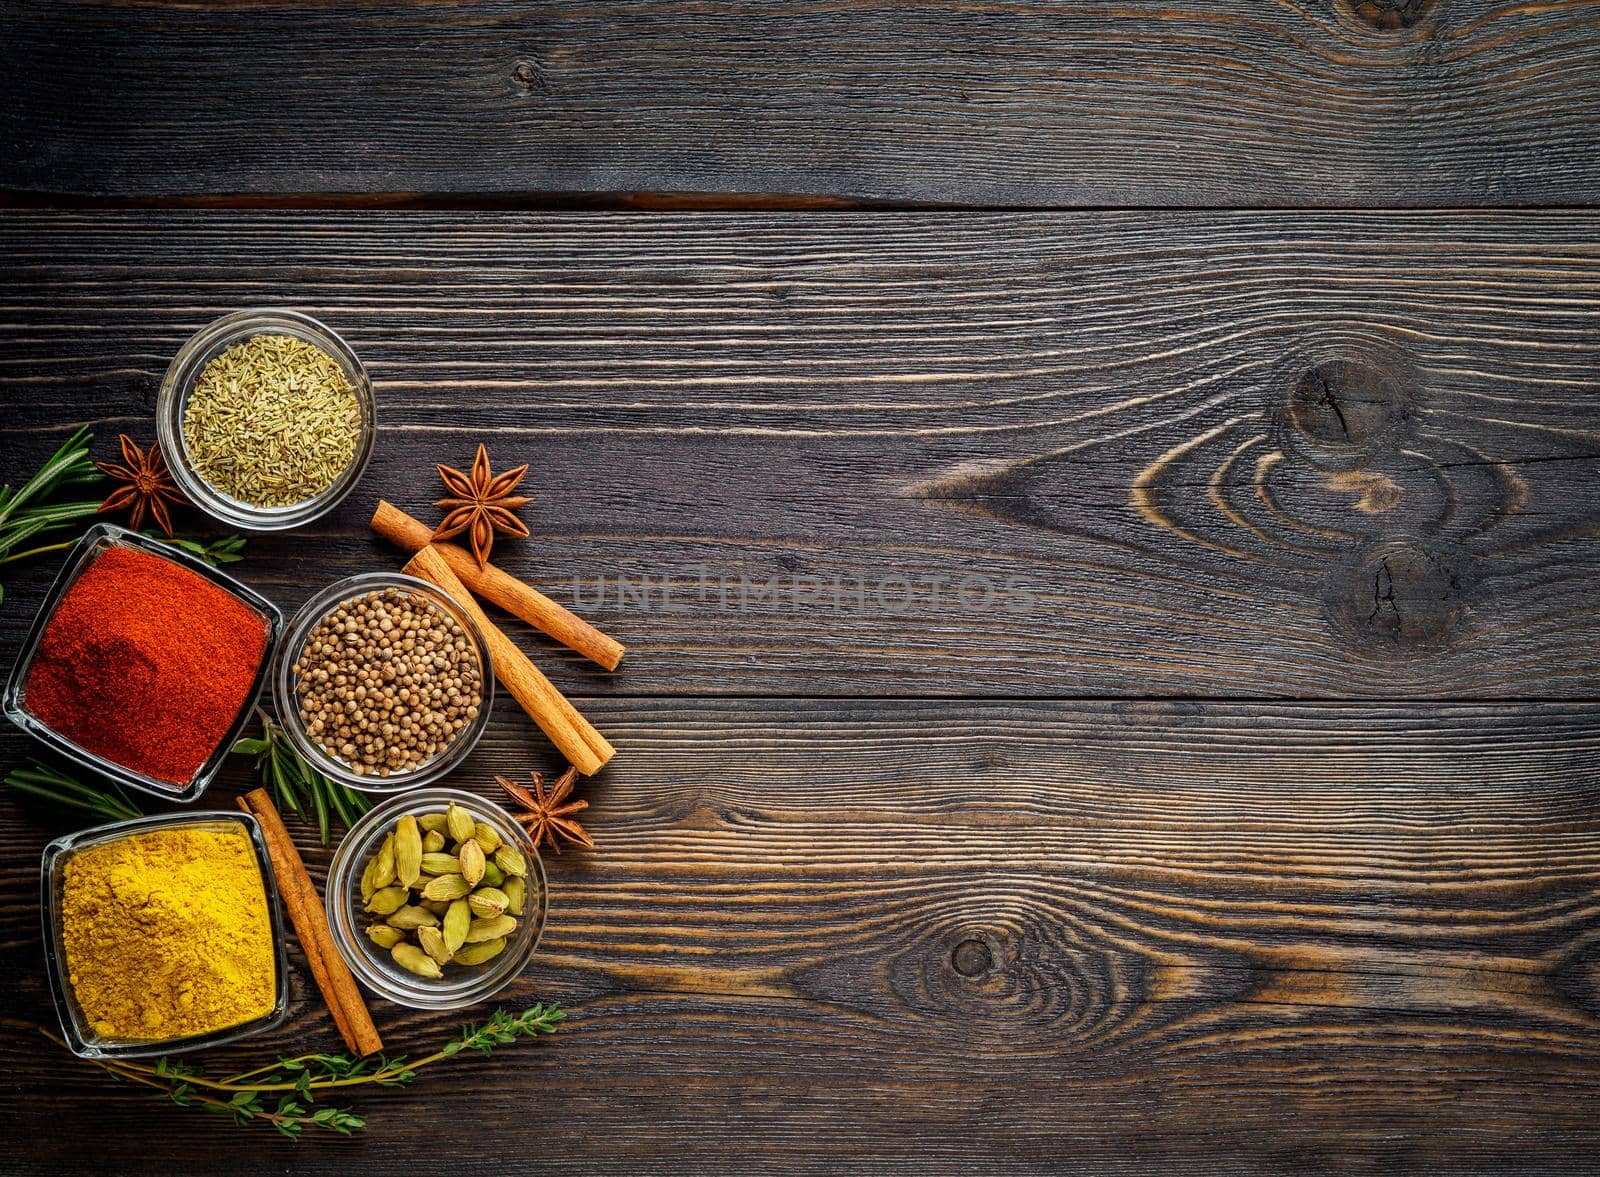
[1343,0,1435,29]
[1326,539,1470,652]
[951,938,996,978]
[1286,358,1408,457]
[511,59,546,95]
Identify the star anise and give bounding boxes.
[432,443,530,568]
[96,434,186,536]
[496,766,594,854]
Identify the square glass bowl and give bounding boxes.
[2,523,283,802]
[40,811,290,1058]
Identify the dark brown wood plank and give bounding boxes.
[3,1,1600,206]
[4,698,1600,1173]
[4,211,1600,698]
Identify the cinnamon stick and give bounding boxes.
[237,788,383,1057]
[403,544,615,775]
[371,500,624,671]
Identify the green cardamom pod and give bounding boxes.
[444,898,471,954]
[422,873,472,901]
[420,898,452,916]
[366,923,405,949]
[452,937,507,966]
[503,875,526,916]
[481,860,505,888]
[417,924,453,966]
[446,802,476,845]
[386,905,441,930]
[372,833,396,889]
[359,854,379,903]
[459,839,486,887]
[465,914,518,943]
[422,829,447,854]
[393,943,443,979]
[395,815,423,887]
[493,844,528,878]
[472,821,501,855]
[468,887,509,919]
[418,812,449,834]
[421,851,461,875]
[365,885,410,915]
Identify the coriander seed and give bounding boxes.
[292,587,483,777]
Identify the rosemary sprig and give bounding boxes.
[3,757,142,822]
[36,1005,564,1140]
[0,426,105,599]
[233,708,372,846]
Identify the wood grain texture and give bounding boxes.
[4,699,1600,1174]
[4,211,1600,698]
[3,1,1600,206]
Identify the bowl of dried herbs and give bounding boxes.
[156,309,375,531]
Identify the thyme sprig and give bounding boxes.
[34,1006,564,1140]
[233,709,372,846]
[3,757,142,822]
[148,532,247,567]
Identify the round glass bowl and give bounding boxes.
[326,788,548,1010]
[274,573,494,793]
[155,309,375,531]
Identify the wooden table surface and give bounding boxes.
[3,4,1600,1173]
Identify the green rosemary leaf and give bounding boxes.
[265,746,302,817]
[0,516,53,560]
[325,779,355,830]
[310,771,330,846]
[0,429,102,604]
[233,710,359,846]
[13,499,105,527]
[0,426,94,527]
[4,759,143,822]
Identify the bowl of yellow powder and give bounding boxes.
[42,812,288,1058]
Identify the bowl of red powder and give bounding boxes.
[3,524,282,802]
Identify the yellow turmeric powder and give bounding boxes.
[61,824,276,1041]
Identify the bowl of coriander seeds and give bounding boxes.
[156,309,376,530]
[275,573,494,792]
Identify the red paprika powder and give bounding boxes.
[25,544,268,784]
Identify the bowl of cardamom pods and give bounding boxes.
[325,787,548,1009]
[155,308,376,531]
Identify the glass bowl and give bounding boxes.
[3,523,283,803]
[325,788,548,1010]
[274,572,494,793]
[155,309,376,531]
[41,810,290,1058]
